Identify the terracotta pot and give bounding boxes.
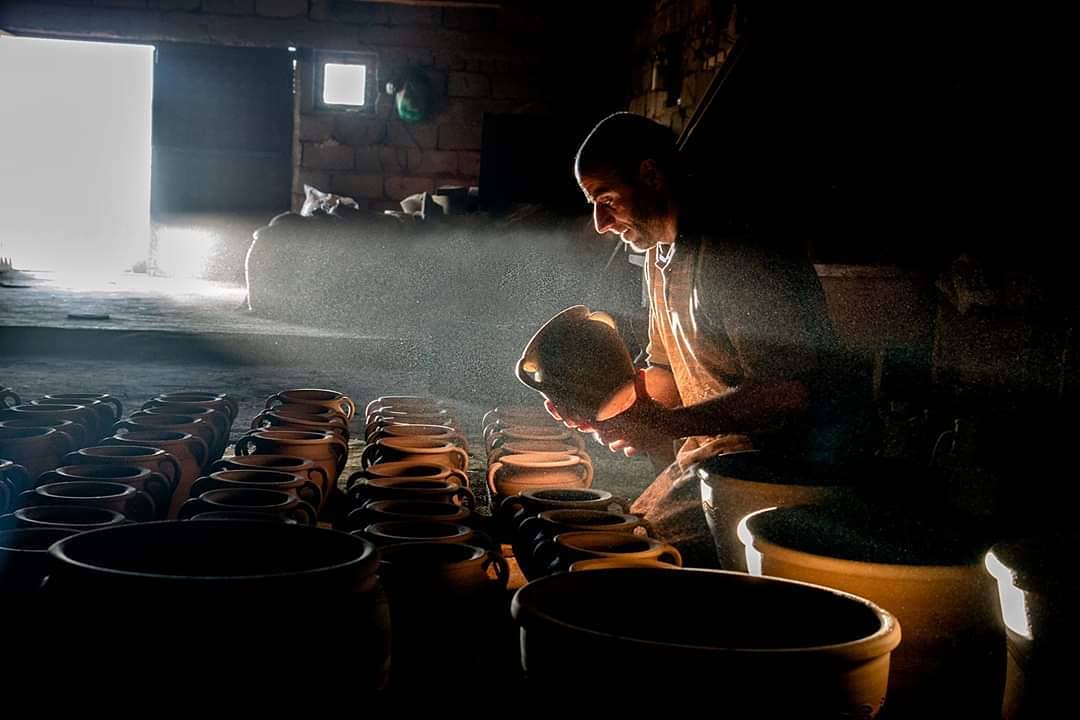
[22,480,156,522]
[364,399,451,427]
[0,460,32,514]
[985,535,1080,720]
[698,450,861,571]
[741,503,1003,717]
[234,430,348,507]
[189,469,322,509]
[0,418,87,451]
[114,415,218,467]
[488,440,588,463]
[265,388,356,422]
[64,445,182,497]
[26,400,106,441]
[516,305,637,423]
[40,394,124,436]
[512,567,901,714]
[342,499,472,531]
[179,487,317,525]
[487,424,584,453]
[354,521,478,547]
[139,403,232,455]
[365,422,467,453]
[533,530,682,576]
[364,411,457,441]
[148,392,238,424]
[0,528,79,590]
[495,487,629,542]
[348,475,475,510]
[2,405,94,448]
[210,454,330,499]
[347,459,468,489]
[360,436,468,472]
[0,426,71,480]
[487,452,593,500]
[568,558,677,572]
[481,405,553,430]
[187,510,297,523]
[250,408,348,441]
[36,465,169,520]
[101,430,208,519]
[379,541,508,594]
[0,504,128,532]
[514,509,646,579]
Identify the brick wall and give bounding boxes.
[0,0,591,212]
[627,0,739,137]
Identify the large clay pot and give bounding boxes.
[265,389,356,422]
[697,450,862,571]
[516,305,637,423]
[36,465,169,520]
[741,503,1003,718]
[360,436,468,472]
[0,460,32,514]
[210,454,329,499]
[533,530,682,576]
[114,415,218,467]
[365,422,468,452]
[40,394,124,436]
[0,427,71,480]
[0,528,79,591]
[0,418,87,451]
[21,480,157,522]
[487,452,593,500]
[342,499,472,531]
[234,430,348,507]
[985,535,1080,720]
[189,469,322,509]
[148,392,238,424]
[512,567,901,715]
[179,487,317,525]
[45,521,390,688]
[101,430,208,519]
[64,445,181,499]
[0,505,128,532]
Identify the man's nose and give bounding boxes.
[594,204,615,234]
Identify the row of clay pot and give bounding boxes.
[483,406,594,501]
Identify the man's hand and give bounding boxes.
[545,371,676,457]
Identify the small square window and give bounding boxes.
[323,62,366,107]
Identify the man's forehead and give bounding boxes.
[578,171,621,201]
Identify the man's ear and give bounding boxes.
[639,159,666,192]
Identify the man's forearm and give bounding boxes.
[663,380,811,438]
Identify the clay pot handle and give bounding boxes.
[296,479,323,508]
[486,461,504,500]
[249,410,273,430]
[289,499,318,526]
[453,485,476,511]
[50,431,73,456]
[99,396,124,424]
[189,476,215,500]
[656,544,683,568]
[157,453,183,493]
[345,468,370,491]
[34,470,64,489]
[334,396,356,422]
[346,482,373,506]
[233,436,258,458]
[447,446,469,472]
[264,393,282,410]
[359,443,380,470]
[531,538,561,576]
[0,483,10,515]
[177,497,209,520]
[3,463,31,494]
[0,388,21,408]
[575,455,594,488]
[446,467,470,488]
[143,472,173,519]
[185,435,210,469]
[304,465,330,496]
[127,489,157,522]
[483,553,510,587]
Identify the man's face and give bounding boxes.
[578,168,669,253]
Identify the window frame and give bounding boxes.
[313,50,377,113]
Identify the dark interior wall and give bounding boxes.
[152,42,293,214]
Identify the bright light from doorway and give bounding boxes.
[0,36,153,274]
[323,62,366,106]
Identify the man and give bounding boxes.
[547,112,852,567]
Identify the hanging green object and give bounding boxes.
[393,69,432,123]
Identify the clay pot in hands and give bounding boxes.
[516,305,637,424]
[265,389,356,422]
[487,452,593,500]
[360,436,468,472]
[36,465,170,520]
[179,487,317,526]
[0,427,71,480]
